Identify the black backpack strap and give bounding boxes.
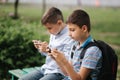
[70,41,97,59]
[80,41,98,80]
[71,45,76,59]
[80,41,97,59]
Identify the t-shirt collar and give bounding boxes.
[54,26,68,38]
[76,35,93,49]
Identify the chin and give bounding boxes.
[73,38,79,41]
[51,32,57,35]
[52,33,57,35]
[71,37,75,40]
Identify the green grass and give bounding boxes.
[0,3,120,78]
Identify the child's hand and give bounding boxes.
[50,49,66,64]
[32,40,42,49]
[32,40,51,53]
[37,41,49,53]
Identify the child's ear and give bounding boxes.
[57,20,62,25]
[82,25,88,32]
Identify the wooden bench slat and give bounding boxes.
[8,67,41,80]
[8,69,27,78]
[35,67,41,70]
[22,67,36,73]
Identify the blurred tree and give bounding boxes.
[14,0,19,18]
[8,0,46,19]
[9,0,19,19]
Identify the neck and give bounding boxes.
[56,23,66,35]
[79,33,90,45]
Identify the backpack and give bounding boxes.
[80,40,118,80]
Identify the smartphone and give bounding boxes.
[47,47,51,53]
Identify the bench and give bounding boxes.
[8,67,41,80]
[9,68,120,80]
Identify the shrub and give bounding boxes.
[0,17,49,79]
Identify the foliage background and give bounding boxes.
[0,3,120,80]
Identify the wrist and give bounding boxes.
[61,58,68,65]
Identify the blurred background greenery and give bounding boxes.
[0,1,120,80]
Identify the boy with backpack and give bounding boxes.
[18,7,74,80]
[49,9,118,80]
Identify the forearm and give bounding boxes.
[62,59,81,80]
[50,49,81,80]
[57,61,68,75]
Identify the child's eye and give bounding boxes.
[70,29,75,31]
[47,27,52,30]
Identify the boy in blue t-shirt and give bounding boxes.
[50,9,102,80]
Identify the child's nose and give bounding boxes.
[69,32,72,37]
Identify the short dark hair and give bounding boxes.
[41,7,64,25]
[66,9,91,32]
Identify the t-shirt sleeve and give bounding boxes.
[81,46,102,69]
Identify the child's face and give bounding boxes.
[68,23,86,41]
[44,22,62,35]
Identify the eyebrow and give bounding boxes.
[47,27,52,30]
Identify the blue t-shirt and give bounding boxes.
[64,36,102,80]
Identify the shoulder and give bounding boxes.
[84,46,102,60]
[86,46,102,55]
[81,46,102,69]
